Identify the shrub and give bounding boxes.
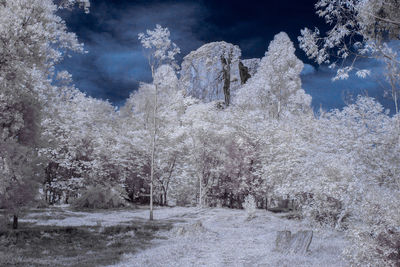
[72,185,127,209]
[343,187,400,267]
[243,195,256,220]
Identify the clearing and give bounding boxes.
[0,206,348,266]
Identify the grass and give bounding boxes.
[0,206,348,266]
[0,216,175,267]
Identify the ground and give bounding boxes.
[0,206,348,266]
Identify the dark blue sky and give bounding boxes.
[59,0,396,112]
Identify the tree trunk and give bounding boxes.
[390,75,398,114]
[149,67,157,221]
[199,176,203,207]
[13,215,18,229]
[163,189,168,206]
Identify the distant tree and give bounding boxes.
[234,32,311,119]
[123,65,188,207]
[181,102,225,207]
[138,25,180,220]
[41,84,118,204]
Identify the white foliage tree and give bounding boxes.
[41,81,118,204]
[123,64,189,207]
[181,102,229,207]
[138,25,180,219]
[0,0,89,228]
[298,0,400,113]
[234,32,311,119]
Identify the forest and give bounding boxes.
[0,0,399,266]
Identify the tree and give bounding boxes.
[181,102,227,207]
[234,32,311,119]
[0,0,89,228]
[40,82,118,204]
[298,3,400,263]
[121,64,189,207]
[151,65,188,206]
[298,0,400,113]
[138,25,180,220]
[272,95,400,266]
[0,140,42,229]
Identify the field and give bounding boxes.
[0,206,348,267]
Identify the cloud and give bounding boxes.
[58,0,207,105]
[301,64,316,76]
[301,58,396,114]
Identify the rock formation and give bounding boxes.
[180,41,243,106]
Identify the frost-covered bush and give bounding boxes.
[300,195,344,228]
[243,195,256,219]
[173,185,197,207]
[72,185,127,209]
[344,187,400,267]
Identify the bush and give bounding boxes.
[343,187,400,267]
[301,195,344,228]
[32,198,49,209]
[0,215,8,231]
[72,185,127,209]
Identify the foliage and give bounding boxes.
[298,0,400,112]
[138,24,180,71]
[0,0,89,226]
[235,32,311,119]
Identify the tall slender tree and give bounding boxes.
[138,24,180,220]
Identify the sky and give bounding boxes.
[59,0,396,113]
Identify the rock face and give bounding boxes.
[275,230,313,254]
[180,42,243,106]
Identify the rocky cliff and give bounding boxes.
[180,42,243,106]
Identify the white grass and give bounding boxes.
[20,206,195,227]
[19,206,348,266]
[108,208,348,267]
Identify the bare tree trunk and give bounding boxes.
[149,67,157,221]
[13,215,18,229]
[163,188,168,206]
[199,176,203,207]
[150,135,155,220]
[389,76,398,114]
